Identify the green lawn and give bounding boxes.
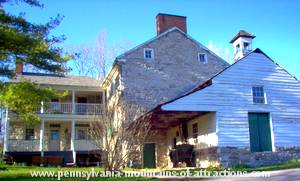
[0,165,159,181]
[0,160,299,181]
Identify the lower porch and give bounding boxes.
[5,120,101,166]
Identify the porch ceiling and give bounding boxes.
[148,108,208,129]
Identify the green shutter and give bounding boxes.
[258,113,272,151]
[248,113,272,152]
[248,113,261,152]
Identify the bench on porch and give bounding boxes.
[32,156,64,166]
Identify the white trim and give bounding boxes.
[198,53,208,64]
[71,120,76,164]
[39,120,44,153]
[269,112,276,152]
[3,108,9,153]
[143,48,154,60]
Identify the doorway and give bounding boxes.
[143,143,156,168]
[49,129,60,151]
[77,97,87,114]
[248,113,272,152]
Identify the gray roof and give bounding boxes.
[12,73,102,87]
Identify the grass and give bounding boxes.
[0,159,299,180]
[231,159,300,172]
[0,165,160,181]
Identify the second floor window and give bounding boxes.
[252,86,266,104]
[198,53,207,63]
[144,48,154,60]
[25,128,34,140]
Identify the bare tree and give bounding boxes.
[89,102,154,171]
[68,32,133,79]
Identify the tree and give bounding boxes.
[0,0,70,77]
[69,32,132,79]
[0,0,70,123]
[0,80,66,123]
[89,102,154,171]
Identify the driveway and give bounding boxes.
[160,168,300,181]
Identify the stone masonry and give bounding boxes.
[119,29,228,112]
[194,146,300,168]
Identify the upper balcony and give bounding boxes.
[39,102,104,115]
[38,91,105,115]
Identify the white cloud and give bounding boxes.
[207,40,234,64]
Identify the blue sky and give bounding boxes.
[4,0,300,78]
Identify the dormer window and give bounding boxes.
[198,53,207,63]
[144,48,154,60]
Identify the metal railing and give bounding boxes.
[39,102,104,115]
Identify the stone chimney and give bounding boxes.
[15,62,23,74]
[230,30,255,61]
[156,13,187,35]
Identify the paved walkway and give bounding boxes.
[159,168,300,181]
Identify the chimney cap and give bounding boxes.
[230,30,255,43]
[156,13,186,19]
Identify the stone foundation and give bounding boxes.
[194,146,300,168]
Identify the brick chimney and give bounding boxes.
[15,62,23,74]
[156,13,187,35]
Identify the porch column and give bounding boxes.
[40,101,44,114]
[72,90,75,114]
[39,120,45,157]
[70,120,76,164]
[3,108,9,153]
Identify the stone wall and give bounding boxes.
[218,147,300,168]
[194,146,300,168]
[120,29,228,112]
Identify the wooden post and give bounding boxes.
[72,90,75,114]
[3,108,9,153]
[71,120,76,164]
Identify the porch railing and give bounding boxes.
[8,139,40,152]
[75,140,99,151]
[39,102,104,115]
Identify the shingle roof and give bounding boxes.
[12,72,102,87]
[229,30,256,43]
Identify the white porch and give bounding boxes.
[4,120,101,164]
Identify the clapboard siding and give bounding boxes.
[162,52,300,148]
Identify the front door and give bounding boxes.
[143,143,156,168]
[77,97,87,114]
[248,113,272,152]
[49,130,60,151]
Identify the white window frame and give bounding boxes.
[198,53,207,64]
[252,86,267,104]
[144,48,154,60]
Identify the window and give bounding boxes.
[192,123,198,139]
[25,128,34,140]
[198,53,207,63]
[76,129,87,140]
[236,44,240,52]
[244,42,250,50]
[144,48,154,60]
[252,86,266,104]
[75,124,90,140]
